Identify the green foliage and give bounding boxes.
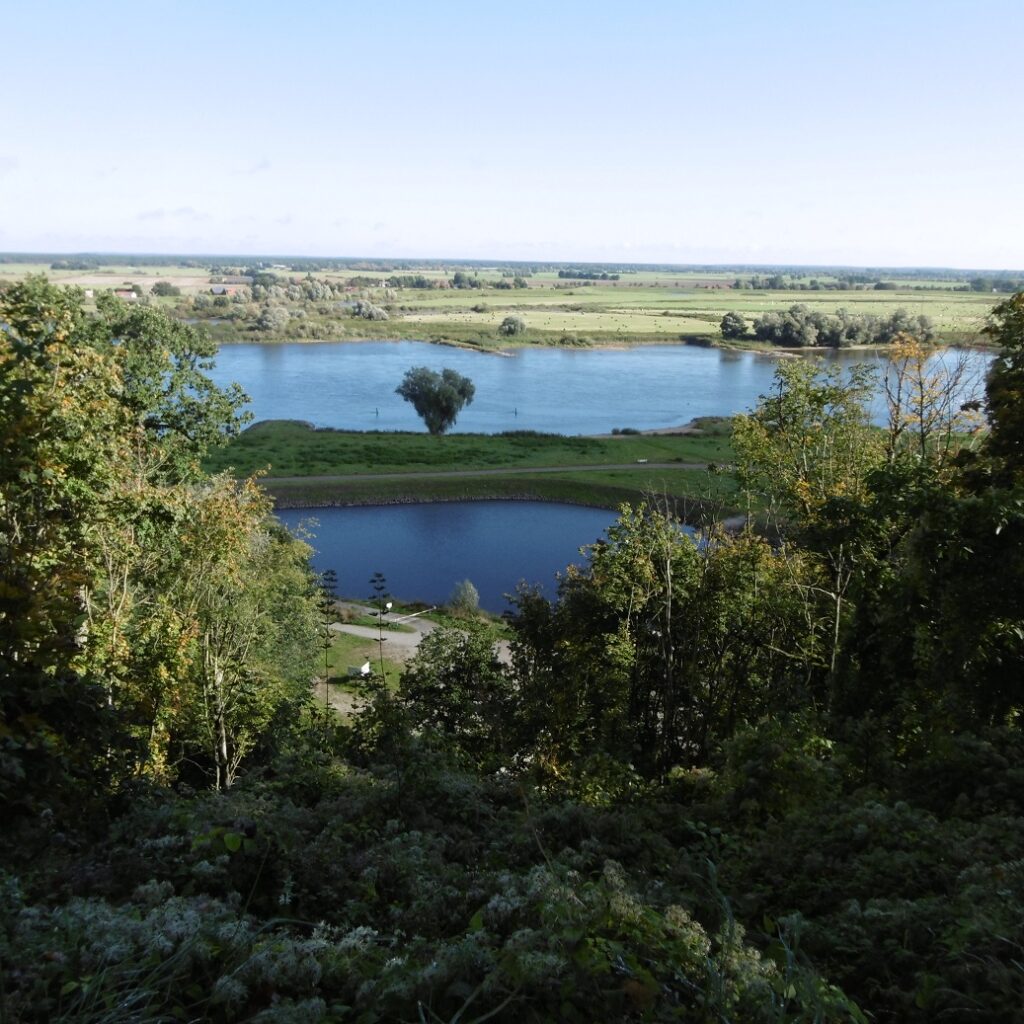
[91,290,251,477]
[255,304,290,332]
[395,366,475,435]
[398,626,508,770]
[714,732,1024,1023]
[508,506,823,779]
[499,315,526,336]
[0,279,318,812]
[753,304,934,348]
[350,299,389,321]
[0,759,866,1024]
[733,360,881,527]
[981,292,1024,480]
[720,310,748,339]
[447,577,480,614]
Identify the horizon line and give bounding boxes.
[4,250,1024,276]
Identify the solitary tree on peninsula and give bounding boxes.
[396,366,475,435]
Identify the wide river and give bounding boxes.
[209,340,990,434]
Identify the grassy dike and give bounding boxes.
[204,419,740,516]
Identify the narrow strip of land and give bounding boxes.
[263,461,710,486]
[207,420,740,513]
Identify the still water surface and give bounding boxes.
[211,340,987,434]
[277,501,639,612]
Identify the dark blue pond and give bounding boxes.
[277,501,650,613]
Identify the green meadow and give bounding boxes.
[204,419,735,477]
[205,419,739,514]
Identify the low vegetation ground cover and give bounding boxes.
[204,421,735,476]
[324,629,403,689]
[205,420,740,513]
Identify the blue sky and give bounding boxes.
[3,0,1021,267]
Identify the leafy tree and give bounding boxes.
[150,280,181,296]
[1,283,138,809]
[499,315,526,336]
[170,480,320,789]
[318,568,339,699]
[399,626,509,768]
[509,506,821,778]
[752,304,933,348]
[734,361,882,679]
[851,293,1024,734]
[448,578,480,614]
[450,270,482,289]
[90,291,250,477]
[719,311,748,339]
[0,279,316,802]
[256,304,290,332]
[981,291,1024,480]
[882,333,983,465]
[395,366,475,434]
[351,299,389,321]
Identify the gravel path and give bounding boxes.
[331,602,511,665]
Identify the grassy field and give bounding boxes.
[204,420,735,477]
[325,630,403,689]
[1,259,1001,348]
[205,419,739,516]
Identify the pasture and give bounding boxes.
[0,257,1002,347]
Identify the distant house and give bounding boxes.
[113,288,138,300]
[210,285,240,296]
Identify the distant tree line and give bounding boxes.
[722,304,935,347]
[733,273,909,292]
[49,258,99,271]
[969,276,1024,293]
[387,274,441,289]
[558,269,621,280]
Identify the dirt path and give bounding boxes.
[331,602,511,666]
[329,620,437,661]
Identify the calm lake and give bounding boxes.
[277,501,646,612]
[210,340,990,435]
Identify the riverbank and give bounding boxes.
[263,471,737,522]
[207,325,986,352]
